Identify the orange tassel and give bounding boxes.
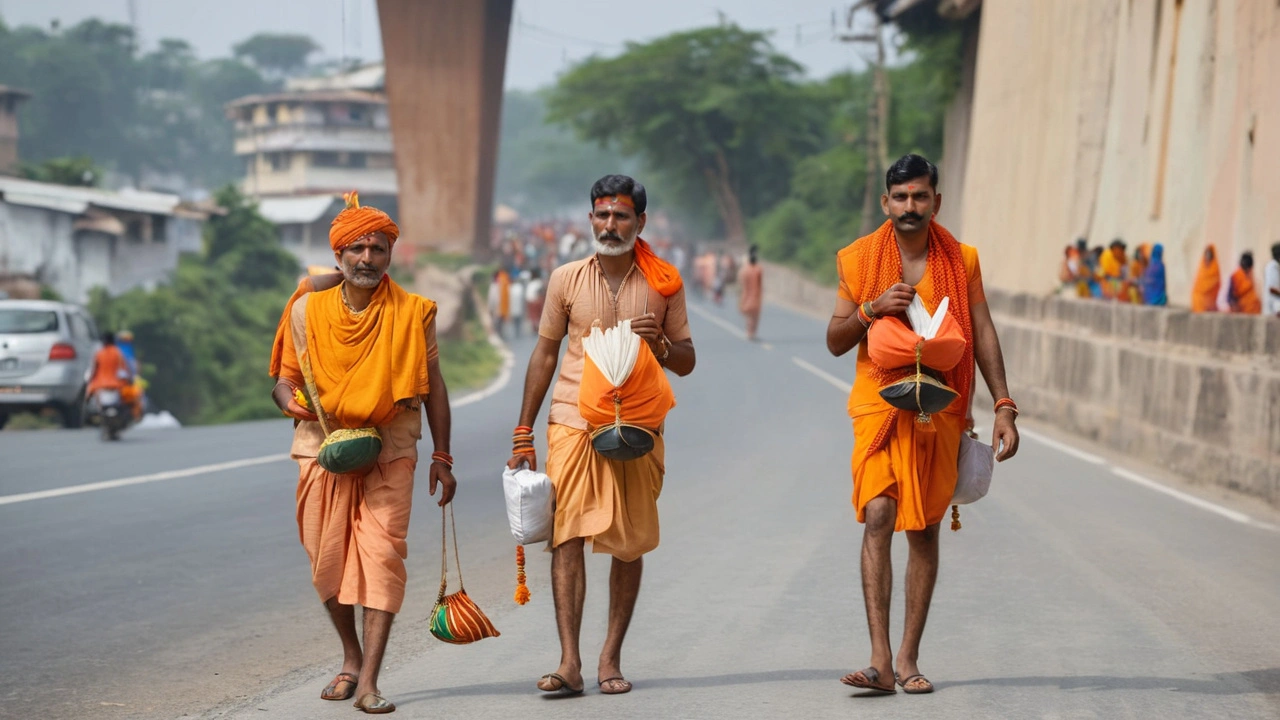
[950,504,962,532]
[514,546,530,605]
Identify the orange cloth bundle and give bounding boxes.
[867,312,966,373]
[578,328,675,431]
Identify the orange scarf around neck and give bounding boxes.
[633,238,682,297]
[304,278,432,429]
[850,219,975,453]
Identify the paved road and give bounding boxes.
[2,296,1278,720]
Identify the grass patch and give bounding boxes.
[439,316,503,392]
[3,411,61,431]
[419,252,475,272]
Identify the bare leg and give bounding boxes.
[897,522,940,687]
[355,608,395,700]
[325,597,363,676]
[843,495,895,687]
[598,555,643,690]
[538,537,585,691]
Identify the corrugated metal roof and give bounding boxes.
[256,195,340,225]
[0,176,183,216]
[225,90,386,110]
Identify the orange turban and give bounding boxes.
[330,191,400,252]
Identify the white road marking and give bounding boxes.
[0,454,293,506]
[790,356,852,393]
[688,303,748,341]
[2,335,518,508]
[761,342,775,351]
[1111,467,1277,531]
[1019,428,1106,465]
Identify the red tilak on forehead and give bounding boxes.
[594,195,635,209]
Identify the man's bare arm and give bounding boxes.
[507,336,563,471]
[827,297,868,357]
[424,355,451,455]
[970,300,1020,461]
[663,339,695,377]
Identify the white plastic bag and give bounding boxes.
[952,433,995,505]
[503,465,554,545]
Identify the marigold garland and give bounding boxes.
[514,546,530,605]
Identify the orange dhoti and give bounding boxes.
[296,457,415,613]
[545,423,664,562]
[852,411,962,532]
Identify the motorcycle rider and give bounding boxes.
[86,332,133,429]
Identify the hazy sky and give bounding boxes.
[0,0,882,89]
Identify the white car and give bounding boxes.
[0,300,101,429]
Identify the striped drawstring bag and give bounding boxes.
[429,504,500,644]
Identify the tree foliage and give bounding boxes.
[0,17,274,188]
[232,33,321,76]
[547,25,827,246]
[88,186,300,425]
[18,155,103,186]
[494,90,636,216]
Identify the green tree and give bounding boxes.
[547,25,826,246]
[494,90,636,215]
[232,33,320,77]
[18,155,103,186]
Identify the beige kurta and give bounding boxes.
[278,293,439,612]
[538,256,691,559]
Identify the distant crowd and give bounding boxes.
[1059,239,1280,316]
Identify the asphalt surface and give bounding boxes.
[2,295,1278,720]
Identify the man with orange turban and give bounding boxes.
[506,175,696,696]
[270,192,457,714]
[826,155,1019,695]
[1227,251,1262,314]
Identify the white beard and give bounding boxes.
[341,260,384,288]
[593,235,636,257]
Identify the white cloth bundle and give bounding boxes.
[503,465,554,545]
[952,432,995,505]
[905,294,950,339]
[581,319,641,387]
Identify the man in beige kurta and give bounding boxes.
[507,175,696,696]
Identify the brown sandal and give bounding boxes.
[320,672,358,701]
[354,692,396,714]
[598,676,633,695]
[896,672,935,694]
[840,667,896,695]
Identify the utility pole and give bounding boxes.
[837,1,890,235]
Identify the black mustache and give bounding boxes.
[353,264,378,272]
[898,213,924,222]
[599,233,622,242]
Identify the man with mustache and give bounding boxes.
[270,192,457,714]
[826,155,1019,695]
[507,174,695,696]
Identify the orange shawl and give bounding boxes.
[1191,245,1221,312]
[304,278,433,429]
[846,220,975,454]
[1229,268,1262,314]
[634,238,682,297]
[270,276,317,378]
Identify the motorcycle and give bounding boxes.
[92,388,131,441]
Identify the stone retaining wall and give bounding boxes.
[761,261,1280,508]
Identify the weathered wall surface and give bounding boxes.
[761,260,1280,508]
[956,0,1280,304]
[377,0,512,256]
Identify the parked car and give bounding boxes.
[0,299,100,429]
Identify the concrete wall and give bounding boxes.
[955,0,1280,304]
[760,260,1280,508]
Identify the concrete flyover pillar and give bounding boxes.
[377,0,513,257]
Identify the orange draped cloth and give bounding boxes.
[1228,268,1262,314]
[304,279,433,429]
[546,424,664,562]
[297,457,415,613]
[634,238,682,297]
[270,276,318,378]
[497,270,511,319]
[836,219,984,532]
[1191,245,1222,312]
